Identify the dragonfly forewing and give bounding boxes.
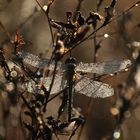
[17,51,57,70]
[16,51,131,76]
[76,59,131,75]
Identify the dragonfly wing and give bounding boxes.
[17,51,57,70]
[76,59,131,75]
[25,75,63,95]
[17,51,44,67]
[43,75,64,95]
[75,77,114,98]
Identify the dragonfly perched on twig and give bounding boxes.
[12,51,131,99]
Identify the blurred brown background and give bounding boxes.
[0,0,140,140]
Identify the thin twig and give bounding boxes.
[35,0,55,44]
[43,60,58,112]
[20,93,35,115]
[47,87,68,103]
[69,124,81,140]
[97,0,104,11]
[0,21,11,39]
[18,8,38,30]
[73,0,84,22]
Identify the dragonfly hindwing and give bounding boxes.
[75,77,114,98]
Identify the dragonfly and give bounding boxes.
[13,51,131,99]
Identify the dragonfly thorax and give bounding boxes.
[64,57,77,80]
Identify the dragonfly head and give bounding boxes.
[65,57,77,65]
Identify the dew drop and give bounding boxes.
[10,70,18,78]
[132,41,140,47]
[104,34,109,38]
[110,107,119,116]
[43,5,48,11]
[124,68,129,72]
[6,82,14,92]
[124,110,131,118]
[113,130,121,139]
[110,73,114,76]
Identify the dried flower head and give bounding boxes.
[11,30,25,50]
